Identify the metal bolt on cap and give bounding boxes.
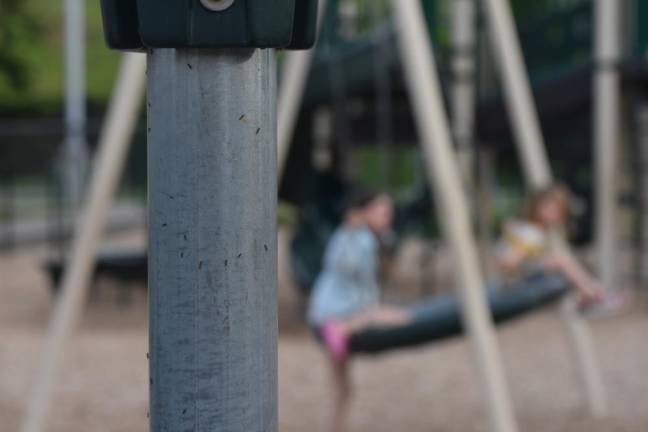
[200,0,235,12]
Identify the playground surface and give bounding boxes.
[1,233,647,432]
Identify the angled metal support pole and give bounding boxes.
[147,48,278,432]
[391,2,517,431]
[480,0,608,417]
[22,53,146,432]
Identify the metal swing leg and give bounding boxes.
[391,2,518,431]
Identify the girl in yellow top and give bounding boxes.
[497,184,622,310]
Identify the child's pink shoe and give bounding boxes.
[322,321,349,362]
[579,290,630,318]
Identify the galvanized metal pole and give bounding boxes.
[391,2,517,431]
[594,0,622,291]
[63,0,88,208]
[451,0,477,184]
[147,48,278,432]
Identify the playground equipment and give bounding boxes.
[44,248,147,292]
[451,0,477,182]
[282,0,607,429]
[287,0,609,426]
[24,0,644,431]
[393,2,516,429]
[594,0,622,292]
[350,273,569,354]
[146,47,279,432]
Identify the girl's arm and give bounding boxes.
[497,248,528,274]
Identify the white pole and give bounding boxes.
[480,0,552,187]
[451,0,477,183]
[22,53,146,432]
[391,2,517,431]
[277,0,327,179]
[63,0,88,208]
[477,148,497,277]
[560,300,608,416]
[594,0,622,291]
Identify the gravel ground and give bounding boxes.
[1,238,647,432]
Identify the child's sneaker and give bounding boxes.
[579,290,630,319]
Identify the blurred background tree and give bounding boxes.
[0,1,118,113]
[0,0,40,90]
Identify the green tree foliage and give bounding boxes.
[0,1,119,113]
[0,0,40,90]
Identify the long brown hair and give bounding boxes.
[525,184,571,226]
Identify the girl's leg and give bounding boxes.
[544,254,601,301]
[329,356,351,432]
[321,306,411,362]
[321,306,412,362]
[339,305,412,335]
[544,254,628,315]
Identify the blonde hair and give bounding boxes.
[525,184,571,225]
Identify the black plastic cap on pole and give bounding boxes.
[99,0,319,51]
[286,0,319,50]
